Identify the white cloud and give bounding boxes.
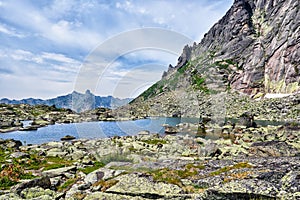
[96,63,166,98]
[0,0,234,98]
[41,52,80,65]
[0,23,26,38]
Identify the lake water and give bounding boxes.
[0,117,199,145]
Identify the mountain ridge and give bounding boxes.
[139,0,299,99]
[118,0,299,120]
[0,90,132,113]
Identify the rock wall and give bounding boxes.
[174,0,300,94]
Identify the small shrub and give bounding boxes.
[0,176,18,189]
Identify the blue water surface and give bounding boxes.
[0,117,198,145]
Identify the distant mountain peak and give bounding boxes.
[85,89,92,94]
[0,91,132,113]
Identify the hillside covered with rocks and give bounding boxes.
[124,0,300,120]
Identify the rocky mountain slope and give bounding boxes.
[123,0,299,120]
[171,0,300,95]
[0,90,131,113]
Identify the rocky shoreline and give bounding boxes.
[1,92,299,134]
[0,104,140,134]
[0,121,299,199]
[0,93,299,199]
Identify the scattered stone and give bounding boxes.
[163,125,178,134]
[61,135,76,141]
[42,166,76,178]
[206,179,278,199]
[249,141,299,157]
[84,168,125,184]
[10,152,29,159]
[280,171,300,193]
[138,130,150,135]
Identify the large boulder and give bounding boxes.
[11,176,51,195]
[84,168,124,185]
[42,166,76,178]
[238,112,256,128]
[206,179,278,199]
[106,173,183,198]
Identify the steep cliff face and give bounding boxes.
[120,0,299,119]
[184,0,300,94]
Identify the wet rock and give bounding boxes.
[61,135,76,141]
[20,125,39,131]
[163,125,179,134]
[138,130,150,135]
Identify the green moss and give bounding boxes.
[19,172,37,180]
[0,176,18,189]
[79,161,105,174]
[43,163,65,171]
[58,178,77,191]
[141,83,158,100]
[0,148,8,163]
[177,61,191,74]
[149,163,205,187]
[141,139,167,145]
[185,163,205,170]
[210,162,253,176]
[128,146,137,152]
[24,155,73,171]
[191,74,209,93]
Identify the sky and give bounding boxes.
[0,0,233,99]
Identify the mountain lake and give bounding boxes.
[0,117,200,145]
[0,117,285,145]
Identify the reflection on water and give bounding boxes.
[0,117,284,145]
[0,117,195,145]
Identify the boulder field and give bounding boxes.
[0,123,299,199]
